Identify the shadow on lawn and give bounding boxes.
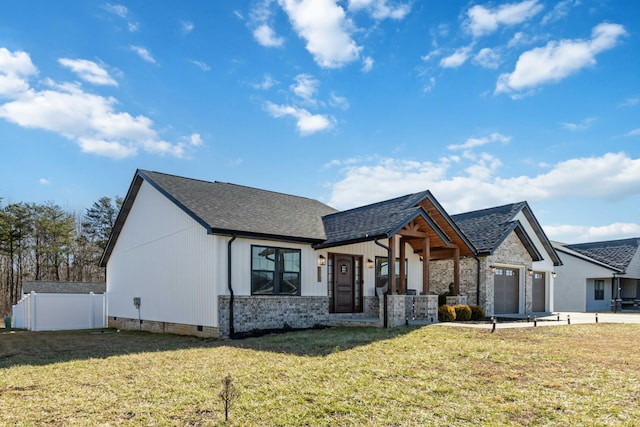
[0,325,420,368]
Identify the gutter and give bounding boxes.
[228,235,236,337]
[374,238,390,328]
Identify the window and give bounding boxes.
[251,246,301,295]
[375,256,407,289]
[594,280,604,300]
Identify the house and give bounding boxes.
[553,238,640,312]
[100,170,560,337]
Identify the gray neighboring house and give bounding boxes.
[554,238,640,312]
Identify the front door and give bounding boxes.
[532,272,546,312]
[334,254,354,313]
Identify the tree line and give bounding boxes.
[0,196,121,316]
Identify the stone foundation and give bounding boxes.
[108,316,219,338]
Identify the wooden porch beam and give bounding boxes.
[422,236,430,295]
[453,245,460,295]
[389,235,396,295]
[399,238,406,294]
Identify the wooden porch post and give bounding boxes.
[422,236,430,295]
[389,235,396,295]
[399,238,406,294]
[453,246,460,295]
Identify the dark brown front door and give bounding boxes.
[532,272,546,312]
[334,254,354,313]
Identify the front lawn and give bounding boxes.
[1,324,639,425]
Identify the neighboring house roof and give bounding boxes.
[22,281,106,294]
[452,201,562,266]
[552,241,623,273]
[562,238,640,273]
[317,191,476,254]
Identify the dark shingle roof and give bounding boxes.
[565,238,640,272]
[319,192,444,247]
[452,202,528,253]
[140,170,338,241]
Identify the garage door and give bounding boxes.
[532,272,546,312]
[494,267,519,314]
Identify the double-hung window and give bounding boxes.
[251,245,301,295]
[594,280,604,300]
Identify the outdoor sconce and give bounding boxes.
[489,265,495,274]
[527,268,533,277]
[318,254,326,266]
[366,258,374,269]
[552,271,557,278]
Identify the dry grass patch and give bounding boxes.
[1,324,639,425]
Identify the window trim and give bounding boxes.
[594,279,605,301]
[251,245,301,296]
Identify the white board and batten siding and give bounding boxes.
[107,180,218,328]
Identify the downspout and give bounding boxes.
[374,238,390,328]
[475,257,481,306]
[228,235,236,337]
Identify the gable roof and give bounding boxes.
[452,202,562,266]
[316,191,477,256]
[563,238,640,272]
[552,241,624,273]
[100,170,338,266]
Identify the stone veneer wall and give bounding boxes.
[429,258,479,304]
[108,316,219,338]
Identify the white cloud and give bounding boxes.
[626,128,640,137]
[0,48,38,97]
[473,48,501,69]
[39,178,50,185]
[290,73,319,103]
[58,58,118,86]
[347,0,411,20]
[103,3,128,19]
[423,76,436,93]
[325,151,640,213]
[278,0,362,68]
[361,56,374,72]
[129,45,156,64]
[447,132,510,151]
[466,0,543,38]
[496,23,627,95]
[264,101,334,135]
[252,74,278,90]
[619,97,639,108]
[561,117,596,131]
[190,60,211,71]
[329,92,349,110]
[545,223,640,244]
[440,46,472,68]
[181,20,194,34]
[253,24,285,47]
[0,48,199,159]
[541,0,579,26]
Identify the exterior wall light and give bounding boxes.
[318,254,326,266]
[366,258,374,269]
[552,271,557,278]
[527,268,533,277]
[489,265,495,274]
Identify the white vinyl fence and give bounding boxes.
[12,292,107,331]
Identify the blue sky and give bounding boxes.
[0,0,638,244]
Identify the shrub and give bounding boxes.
[453,304,472,321]
[470,305,486,321]
[438,304,456,322]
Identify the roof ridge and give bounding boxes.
[323,190,430,218]
[452,201,527,217]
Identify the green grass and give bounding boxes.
[1,324,640,426]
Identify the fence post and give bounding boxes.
[31,292,37,331]
[89,292,95,329]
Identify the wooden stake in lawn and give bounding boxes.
[219,373,240,422]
